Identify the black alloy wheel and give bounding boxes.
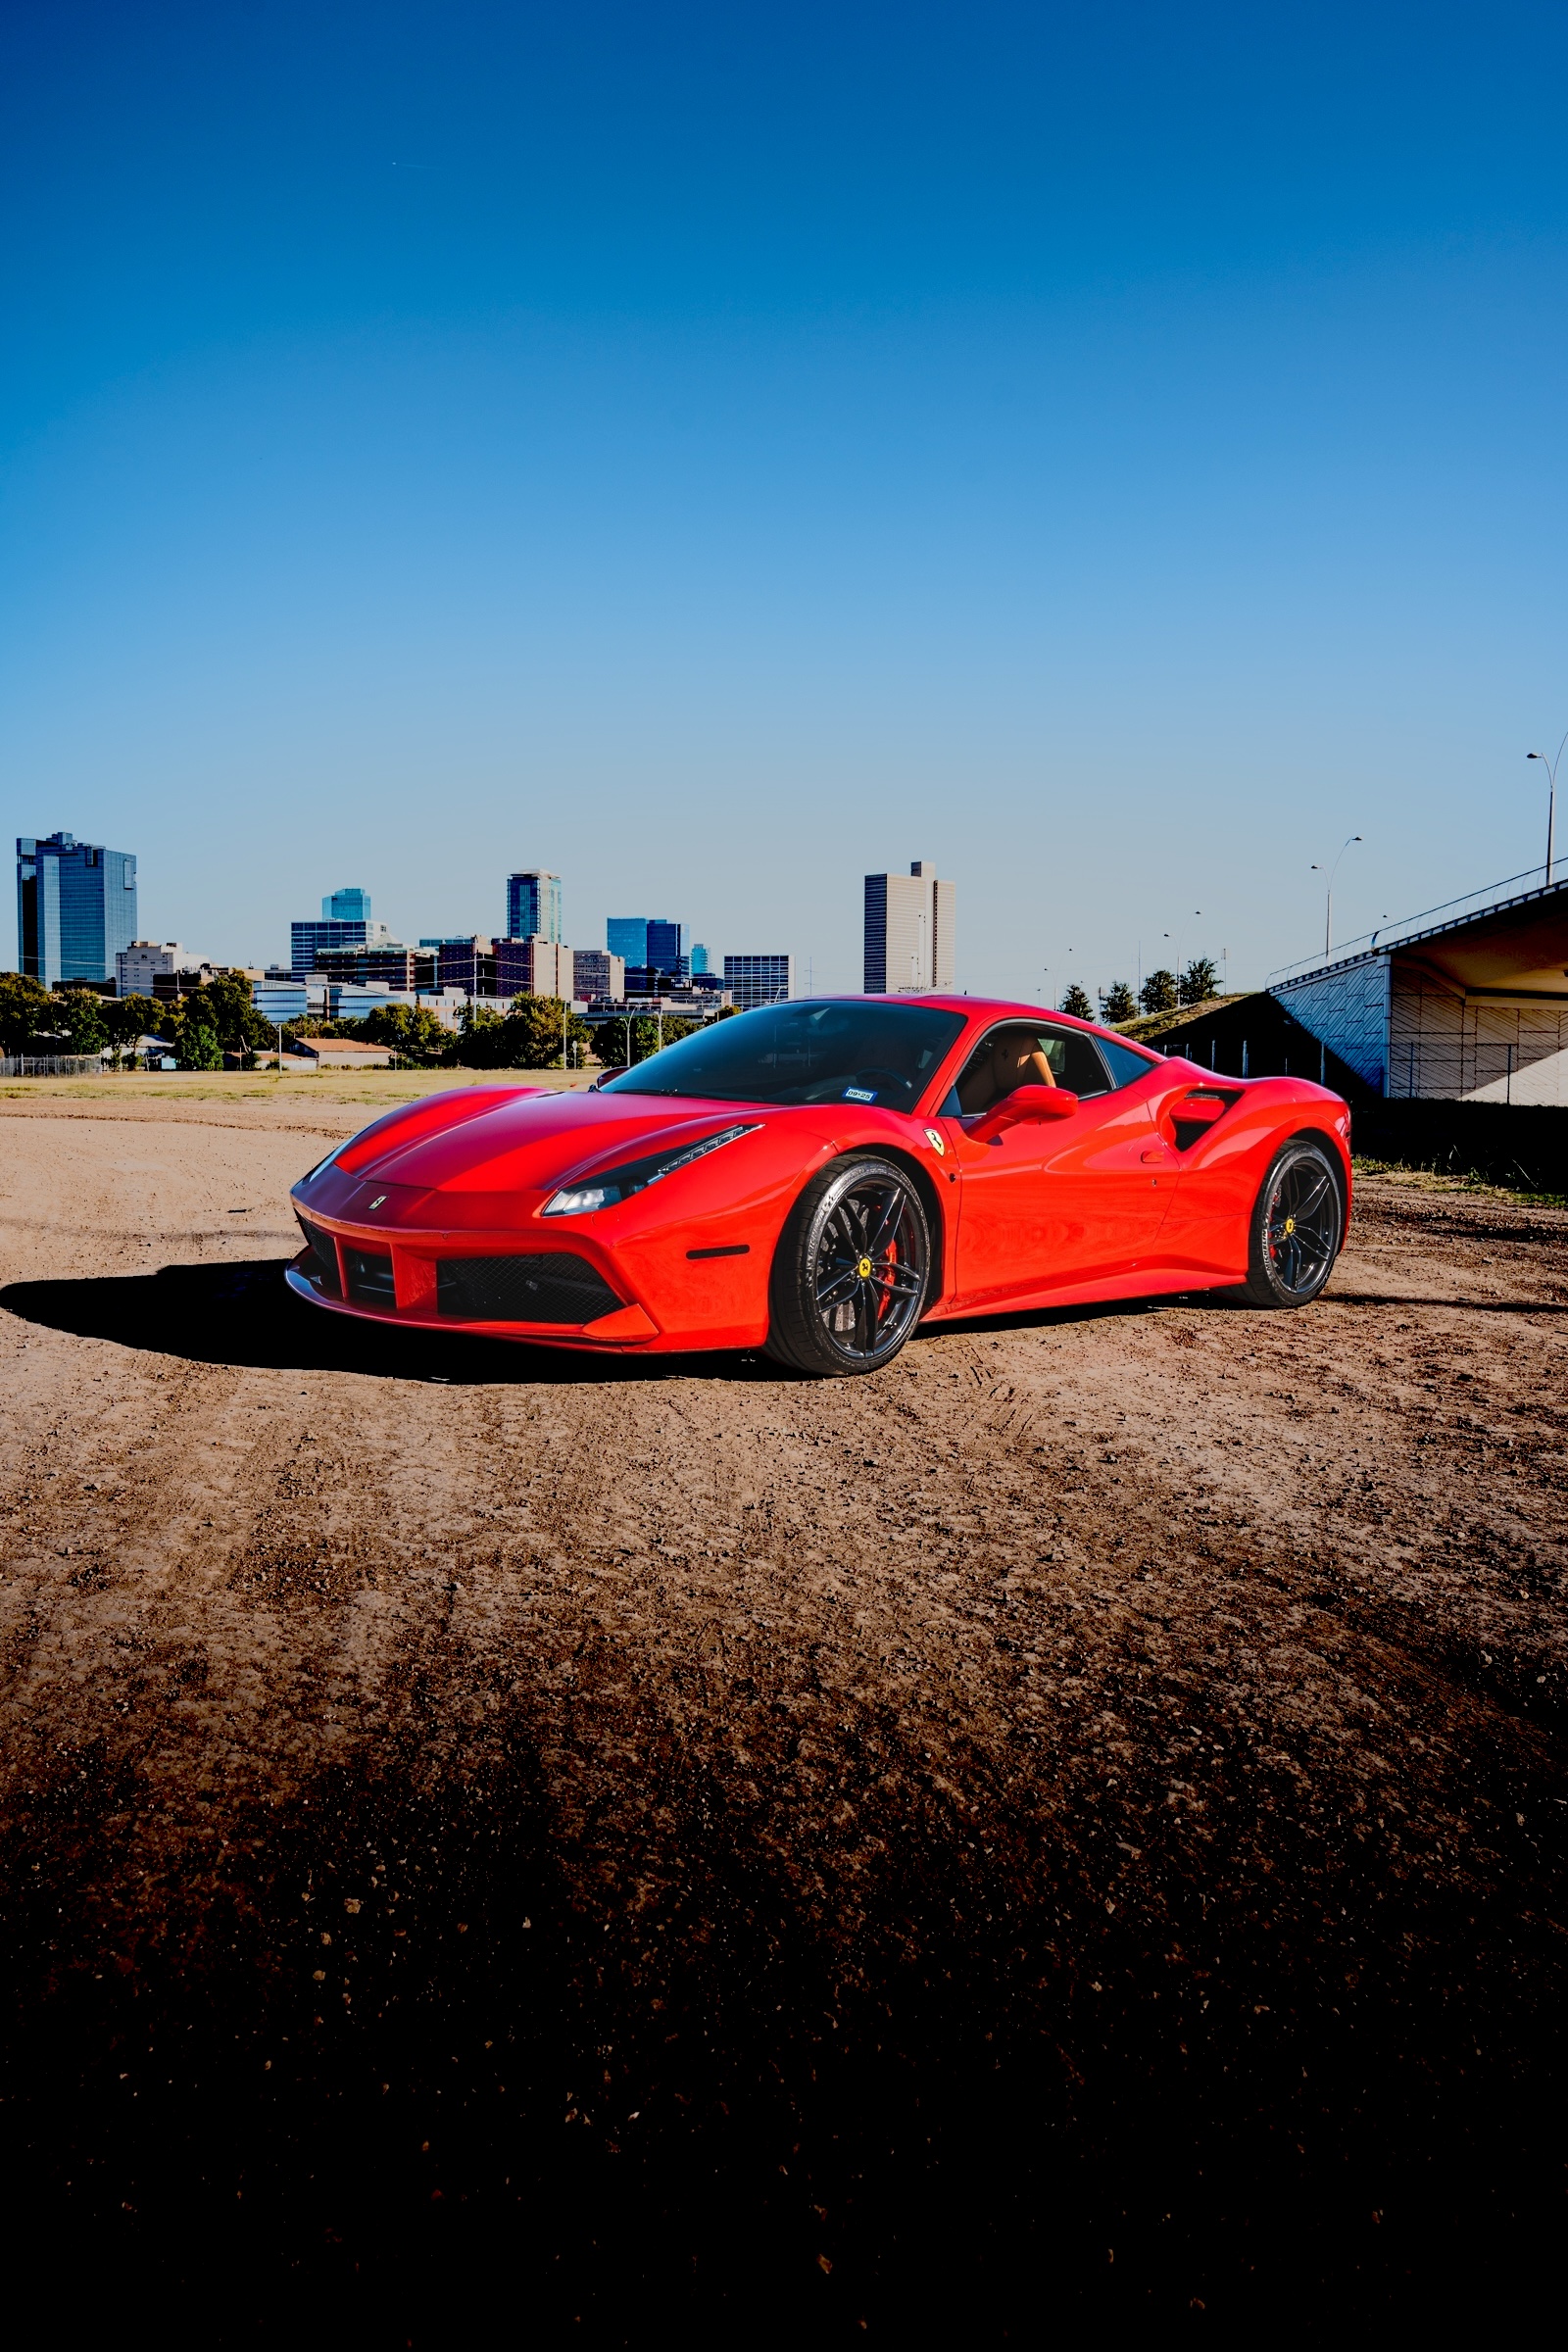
[765,1154,932,1375]
[1240,1138,1344,1307]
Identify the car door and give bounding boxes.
[936,1022,1179,1310]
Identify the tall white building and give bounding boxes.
[863,860,955,993]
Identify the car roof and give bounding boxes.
[859,992,1144,1046]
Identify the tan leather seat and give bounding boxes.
[956,1029,1056,1115]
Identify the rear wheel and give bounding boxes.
[765,1155,932,1375]
[1239,1138,1343,1307]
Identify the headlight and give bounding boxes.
[541,1122,760,1216]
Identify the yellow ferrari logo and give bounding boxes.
[923,1127,947,1156]
[857,1256,873,1279]
[1283,1215,1296,1234]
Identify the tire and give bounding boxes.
[765,1154,933,1375]
[1239,1138,1344,1307]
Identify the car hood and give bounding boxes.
[297,1085,775,1206]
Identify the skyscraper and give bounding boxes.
[690,942,710,974]
[607,916,648,964]
[645,919,688,982]
[289,886,393,977]
[862,860,955,994]
[322,887,372,922]
[16,831,138,986]
[723,953,793,1009]
[507,870,562,943]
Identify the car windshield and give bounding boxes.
[599,1000,967,1109]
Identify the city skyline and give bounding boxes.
[6,8,1568,1004]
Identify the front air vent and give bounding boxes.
[297,1218,341,1295]
[343,1248,397,1306]
[437,1252,622,1326]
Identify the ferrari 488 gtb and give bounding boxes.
[288,996,1350,1375]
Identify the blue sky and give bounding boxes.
[4,1,1567,1000]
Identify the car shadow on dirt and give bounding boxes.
[0,1259,778,1387]
[0,1258,1285,1387]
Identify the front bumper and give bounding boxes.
[287,1210,660,1346]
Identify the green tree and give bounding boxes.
[1139,968,1179,1015]
[1058,983,1095,1019]
[1178,957,1220,1006]
[160,975,270,1067]
[56,988,109,1054]
[204,971,273,1054]
[0,972,51,1055]
[359,1003,452,1065]
[1099,980,1136,1024]
[168,992,222,1069]
[450,1004,510,1068]
[495,995,594,1069]
[591,1014,665,1068]
[102,994,158,1067]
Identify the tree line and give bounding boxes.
[1055,957,1221,1025]
[0,970,733,1071]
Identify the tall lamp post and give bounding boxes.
[1310,837,1361,960]
[1527,735,1564,885]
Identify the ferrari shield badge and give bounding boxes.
[923,1128,947,1156]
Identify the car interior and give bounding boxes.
[946,1022,1115,1115]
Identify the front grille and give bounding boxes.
[344,1248,397,1306]
[437,1252,622,1326]
[297,1217,341,1295]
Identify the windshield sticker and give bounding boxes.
[843,1086,876,1102]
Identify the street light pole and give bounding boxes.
[1527,735,1565,885]
[1310,838,1361,959]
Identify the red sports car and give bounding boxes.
[287,997,1350,1375]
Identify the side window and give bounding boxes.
[1033,1024,1112,1098]
[1096,1035,1160,1089]
[942,1021,1115,1115]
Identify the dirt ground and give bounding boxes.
[1,1089,1565,2331]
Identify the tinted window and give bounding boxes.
[600,1000,967,1109]
[944,1021,1112,1115]
[1096,1035,1160,1089]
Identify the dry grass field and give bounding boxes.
[0,1091,1564,2329]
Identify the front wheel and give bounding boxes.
[765,1155,932,1375]
[1239,1138,1344,1307]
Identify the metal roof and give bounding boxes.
[1268,861,1567,989]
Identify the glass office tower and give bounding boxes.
[16,832,138,986]
[323,887,372,922]
[645,919,689,982]
[290,887,390,977]
[690,942,710,974]
[507,870,562,943]
[607,916,648,965]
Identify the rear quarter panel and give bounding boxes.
[1152,1069,1351,1282]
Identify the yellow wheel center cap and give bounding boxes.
[1283,1216,1296,1235]
[857,1256,873,1279]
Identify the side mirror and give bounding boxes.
[968,1085,1079,1144]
